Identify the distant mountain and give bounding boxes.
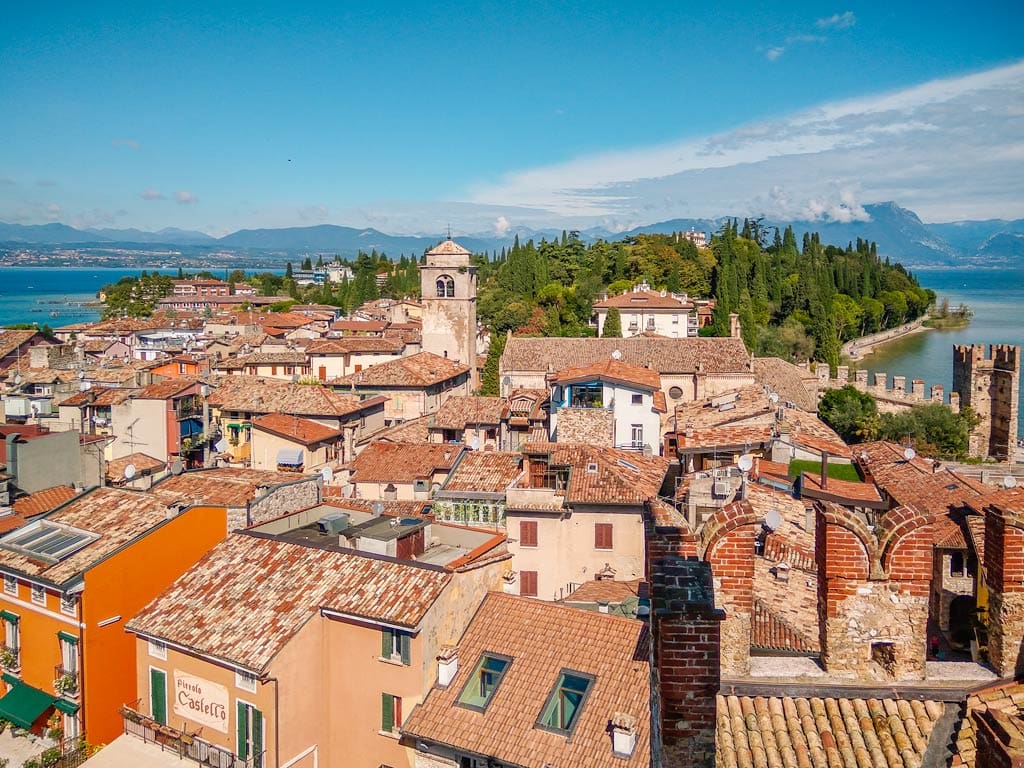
[218,224,437,254]
[925,219,1024,257]
[610,217,725,240]
[0,222,112,244]
[85,227,216,245]
[978,232,1024,260]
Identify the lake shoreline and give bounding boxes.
[842,317,931,362]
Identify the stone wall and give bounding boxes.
[228,477,321,530]
[953,344,1020,462]
[986,504,1024,677]
[555,406,614,446]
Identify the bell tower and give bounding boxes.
[420,237,477,372]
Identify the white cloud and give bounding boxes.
[766,47,785,61]
[469,60,1024,223]
[493,215,512,236]
[175,190,198,205]
[111,138,141,151]
[141,189,164,201]
[817,11,856,29]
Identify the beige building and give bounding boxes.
[306,337,407,381]
[419,238,477,371]
[249,413,345,472]
[593,282,701,338]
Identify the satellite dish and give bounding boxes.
[764,508,782,531]
[502,376,511,386]
[124,463,137,480]
[768,393,779,404]
[903,447,916,462]
[14,374,21,385]
[320,466,334,483]
[214,438,229,453]
[470,437,480,450]
[200,385,211,398]
[1003,475,1018,489]
[611,349,623,360]
[341,484,353,498]
[738,454,754,473]
[78,370,86,380]
[30,403,39,415]
[171,460,184,476]
[79,381,89,392]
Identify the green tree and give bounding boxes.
[603,306,622,337]
[877,403,979,460]
[479,330,508,396]
[818,385,878,444]
[285,262,293,278]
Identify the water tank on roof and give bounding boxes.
[317,513,350,535]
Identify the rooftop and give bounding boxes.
[441,452,523,494]
[126,532,451,673]
[518,442,668,506]
[593,289,694,309]
[332,351,469,388]
[106,453,165,483]
[431,396,506,429]
[209,378,384,418]
[350,442,463,484]
[11,486,80,518]
[150,467,313,507]
[552,358,662,391]
[251,413,343,446]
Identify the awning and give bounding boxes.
[0,681,56,729]
[54,699,79,715]
[57,631,78,644]
[0,611,18,623]
[276,447,304,467]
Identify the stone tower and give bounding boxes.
[952,344,1020,462]
[420,237,477,371]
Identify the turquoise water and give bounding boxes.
[860,267,1024,433]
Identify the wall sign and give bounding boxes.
[173,671,229,733]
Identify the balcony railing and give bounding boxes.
[176,401,203,420]
[54,664,79,698]
[121,705,257,768]
[0,644,20,672]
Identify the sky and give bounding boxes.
[1,1,1022,236]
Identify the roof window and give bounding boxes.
[536,669,594,735]
[457,653,512,712]
[0,522,98,564]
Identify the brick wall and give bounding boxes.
[555,406,614,445]
[986,504,1024,677]
[974,708,1024,768]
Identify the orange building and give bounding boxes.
[0,487,227,744]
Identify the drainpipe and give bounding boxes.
[261,675,280,768]
[76,592,86,740]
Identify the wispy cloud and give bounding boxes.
[470,60,1024,223]
[765,30,829,60]
[44,203,62,220]
[141,189,164,201]
[817,11,856,30]
[111,138,141,151]
[175,190,198,205]
[493,215,512,236]
[766,47,786,61]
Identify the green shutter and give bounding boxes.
[237,701,248,759]
[253,709,263,768]
[150,669,166,725]
[381,693,394,732]
[400,633,411,666]
[381,628,393,658]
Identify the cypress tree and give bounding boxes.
[603,306,623,337]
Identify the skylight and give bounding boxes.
[0,522,98,564]
[536,670,594,735]
[457,653,512,712]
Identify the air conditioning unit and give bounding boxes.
[317,513,350,535]
[713,481,730,497]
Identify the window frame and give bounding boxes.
[3,576,16,596]
[30,584,45,606]
[380,627,412,666]
[381,692,402,735]
[455,652,513,713]
[235,670,258,693]
[519,520,538,548]
[148,639,168,660]
[520,570,538,598]
[594,523,614,551]
[535,669,596,737]
[630,393,643,405]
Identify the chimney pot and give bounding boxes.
[611,712,639,757]
[436,646,458,688]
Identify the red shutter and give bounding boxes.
[595,523,613,550]
[520,520,538,548]
[520,570,538,597]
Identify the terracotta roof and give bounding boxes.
[426,238,472,256]
[333,352,469,388]
[432,396,506,429]
[501,337,752,375]
[322,499,432,518]
[552,358,661,391]
[0,487,177,584]
[58,387,136,407]
[11,486,79,517]
[966,515,986,563]
[932,515,968,549]
[134,379,199,400]
[594,289,693,309]
[716,695,944,768]
[402,592,650,767]
[562,579,640,604]
[752,357,820,412]
[329,319,387,333]
[251,413,343,445]
[519,443,669,506]
[106,453,165,482]
[351,442,463,484]
[219,351,307,367]
[965,485,1024,516]
[0,514,27,535]
[672,386,776,431]
[306,337,405,355]
[442,452,523,493]
[751,559,818,653]
[675,424,773,452]
[799,472,884,505]
[951,678,1024,766]
[150,468,312,507]
[373,415,431,444]
[209,378,383,418]
[752,597,817,653]
[126,533,451,673]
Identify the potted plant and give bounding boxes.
[54,674,77,696]
[0,649,17,668]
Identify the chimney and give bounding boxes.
[820,450,829,490]
[611,712,639,758]
[501,570,517,594]
[436,646,458,688]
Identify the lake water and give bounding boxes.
[860,266,1024,433]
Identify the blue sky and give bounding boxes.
[1,1,1022,235]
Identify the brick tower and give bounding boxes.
[952,344,1020,462]
[420,237,477,371]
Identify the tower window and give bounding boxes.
[436,275,455,297]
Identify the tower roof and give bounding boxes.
[427,237,472,257]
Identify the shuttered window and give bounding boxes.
[381,628,411,665]
[520,570,538,597]
[237,701,264,768]
[381,693,402,733]
[150,668,167,725]
[595,523,613,550]
[519,520,538,548]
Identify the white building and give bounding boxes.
[593,282,702,338]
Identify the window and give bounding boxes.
[1,611,19,664]
[436,275,455,298]
[148,640,167,660]
[537,670,594,735]
[381,628,411,665]
[237,701,264,767]
[668,386,683,399]
[630,424,643,447]
[60,594,76,616]
[457,653,512,711]
[950,552,966,577]
[381,693,402,734]
[3,576,15,596]
[31,585,45,606]
[236,670,258,693]
[631,393,643,405]
[520,570,538,598]
[519,521,538,548]
[595,523,613,551]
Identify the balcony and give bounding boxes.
[176,400,203,420]
[121,705,256,768]
[54,664,79,699]
[0,644,20,672]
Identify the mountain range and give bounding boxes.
[2,203,1023,267]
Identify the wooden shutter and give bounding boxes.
[237,701,248,759]
[381,693,394,732]
[520,520,537,548]
[252,709,263,768]
[381,628,393,658]
[400,633,411,665]
[520,570,538,597]
[595,523,613,550]
[150,668,167,725]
